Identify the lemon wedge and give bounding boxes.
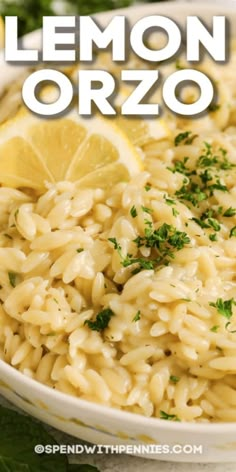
[0,106,143,192]
[0,17,4,48]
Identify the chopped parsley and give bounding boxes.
[207,218,221,232]
[191,218,210,229]
[223,207,236,217]
[174,131,197,147]
[209,298,236,320]
[145,184,151,192]
[8,272,17,288]
[160,410,180,422]
[108,237,122,258]
[170,375,180,384]
[164,196,176,206]
[84,308,114,332]
[210,325,220,332]
[230,226,236,238]
[134,222,190,252]
[168,157,194,176]
[109,223,190,274]
[132,310,141,322]
[197,143,235,170]
[209,233,218,242]
[176,184,207,206]
[76,248,84,253]
[208,103,221,112]
[225,322,236,333]
[141,206,153,214]
[172,208,179,217]
[130,205,137,218]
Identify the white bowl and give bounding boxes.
[1,2,236,463]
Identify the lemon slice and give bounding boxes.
[0,17,4,48]
[0,106,143,192]
[113,87,170,147]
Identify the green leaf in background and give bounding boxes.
[68,465,100,471]
[0,0,134,36]
[0,406,101,472]
[0,0,54,36]
[0,405,67,472]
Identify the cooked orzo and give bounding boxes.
[1,43,236,423]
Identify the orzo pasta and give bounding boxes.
[1,43,236,423]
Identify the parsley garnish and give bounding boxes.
[133,223,190,255]
[84,308,114,332]
[174,131,197,147]
[145,184,151,192]
[225,322,236,333]
[8,272,17,288]
[164,196,176,206]
[132,310,141,322]
[207,218,221,231]
[168,157,194,176]
[76,248,84,253]
[230,226,236,238]
[208,103,220,112]
[175,183,207,206]
[141,206,153,214]
[209,298,236,320]
[210,325,220,332]
[191,218,210,229]
[160,410,180,421]
[130,205,137,218]
[172,208,179,217]
[209,233,217,241]
[108,238,122,258]
[223,207,236,217]
[110,223,190,274]
[170,375,180,384]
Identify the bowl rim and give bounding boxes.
[1,0,236,433]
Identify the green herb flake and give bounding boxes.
[160,410,180,422]
[225,322,236,333]
[141,205,153,214]
[209,298,236,320]
[174,131,197,147]
[132,310,141,322]
[84,308,114,332]
[108,237,122,258]
[76,248,84,253]
[145,184,151,192]
[170,375,180,384]
[208,103,221,112]
[210,325,220,332]
[223,207,236,217]
[130,205,138,218]
[164,196,176,206]
[230,226,236,238]
[208,218,221,232]
[172,208,179,217]
[8,272,17,288]
[209,233,218,242]
[14,209,19,220]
